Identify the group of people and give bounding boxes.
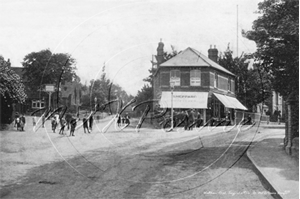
[169,109,203,130]
[116,113,131,127]
[14,113,26,131]
[49,114,94,137]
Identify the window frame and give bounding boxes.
[190,69,201,86]
[170,70,181,86]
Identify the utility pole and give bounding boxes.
[237,5,239,57]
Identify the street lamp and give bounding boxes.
[170,81,175,130]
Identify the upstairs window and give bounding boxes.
[214,73,218,88]
[181,72,190,86]
[218,75,228,91]
[170,70,181,86]
[190,70,201,86]
[161,72,170,87]
[230,79,235,93]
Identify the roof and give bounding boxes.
[159,47,235,76]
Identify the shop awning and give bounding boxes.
[213,93,247,110]
[159,92,208,109]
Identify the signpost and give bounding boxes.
[170,81,175,130]
[45,84,55,109]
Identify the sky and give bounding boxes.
[1,0,262,95]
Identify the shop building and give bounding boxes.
[153,41,247,123]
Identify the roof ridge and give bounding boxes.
[188,47,213,67]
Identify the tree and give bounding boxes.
[81,65,133,112]
[218,48,272,111]
[22,49,78,98]
[136,46,180,112]
[242,0,299,98]
[0,55,27,124]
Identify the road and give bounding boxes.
[0,116,275,198]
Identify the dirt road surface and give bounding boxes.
[1,116,276,198]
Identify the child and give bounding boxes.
[51,117,57,133]
[59,118,67,135]
[32,116,36,127]
[69,118,78,137]
[20,115,26,131]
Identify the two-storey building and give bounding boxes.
[153,41,247,123]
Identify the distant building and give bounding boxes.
[61,81,82,111]
[10,64,82,114]
[153,41,247,123]
[257,91,285,121]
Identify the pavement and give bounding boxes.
[247,126,299,199]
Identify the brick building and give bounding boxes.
[153,41,247,123]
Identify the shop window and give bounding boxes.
[170,70,180,86]
[190,70,201,86]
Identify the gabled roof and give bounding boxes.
[159,47,234,76]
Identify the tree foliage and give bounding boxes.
[243,0,299,98]
[0,55,27,103]
[81,65,133,111]
[137,47,180,112]
[22,49,78,96]
[218,48,272,111]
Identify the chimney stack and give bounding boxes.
[156,39,165,65]
[208,45,218,63]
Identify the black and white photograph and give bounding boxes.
[0,0,298,198]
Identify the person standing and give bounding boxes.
[83,116,90,133]
[184,110,189,130]
[42,114,45,128]
[125,113,130,125]
[59,117,67,135]
[20,114,26,131]
[89,114,94,131]
[70,117,78,136]
[51,117,57,133]
[188,110,195,130]
[32,116,36,127]
[196,111,202,128]
[117,114,121,127]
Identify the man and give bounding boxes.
[196,111,202,128]
[117,114,121,127]
[20,114,26,131]
[58,117,67,135]
[89,113,94,131]
[83,116,90,133]
[184,110,189,130]
[188,110,195,130]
